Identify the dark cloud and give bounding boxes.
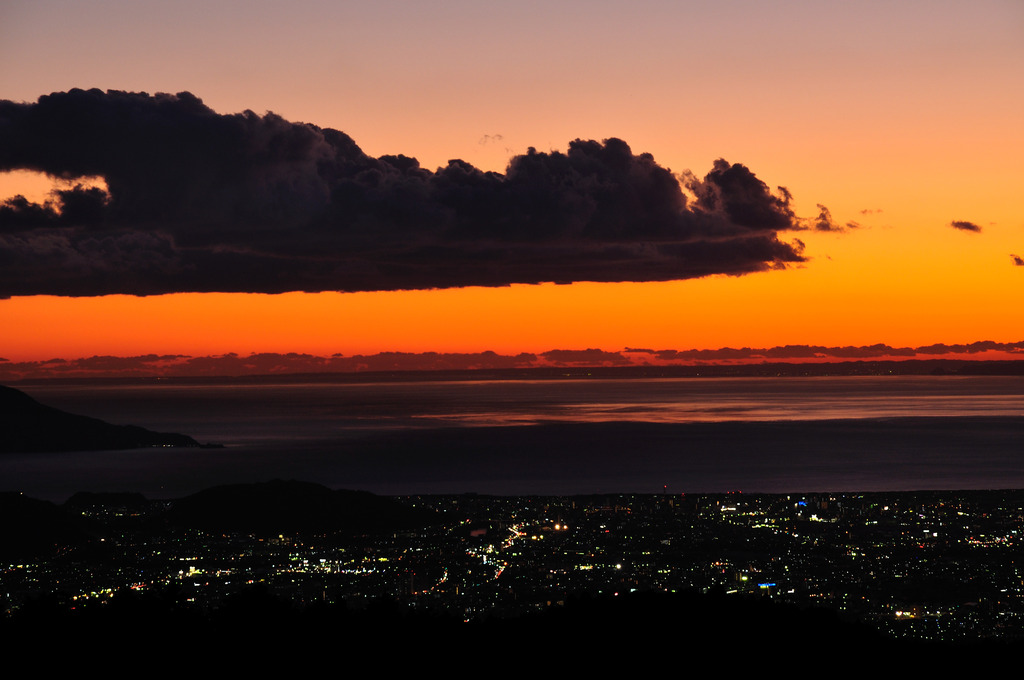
[0,195,58,230]
[3,343,1024,380]
[803,204,860,233]
[1012,254,1024,266]
[651,341,1024,363]
[915,341,1007,355]
[0,89,808,297]
[329,351,538,373]
[0,351,541,380]
[540,349,632,366]
[950,220,982,233]
[684,160,795,232]
[812,204,839,232]
[0,185,111,232]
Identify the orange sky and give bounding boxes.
[2,1,1023,363]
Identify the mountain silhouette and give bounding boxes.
[0,384,201,452]
[169,479,437,534]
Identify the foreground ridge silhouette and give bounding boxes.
[4,481,1024,666]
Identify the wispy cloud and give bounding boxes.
[950,220,982,233]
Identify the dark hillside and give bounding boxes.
[0,384,201,452]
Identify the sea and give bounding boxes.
[4,375,1024,501]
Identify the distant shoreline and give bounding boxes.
[9,357,1024,387]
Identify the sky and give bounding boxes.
[1,0,1023,370]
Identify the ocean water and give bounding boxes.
[5,376,1024,500]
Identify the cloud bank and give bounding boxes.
[2,341,1023,381]
[1,89,808,297]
